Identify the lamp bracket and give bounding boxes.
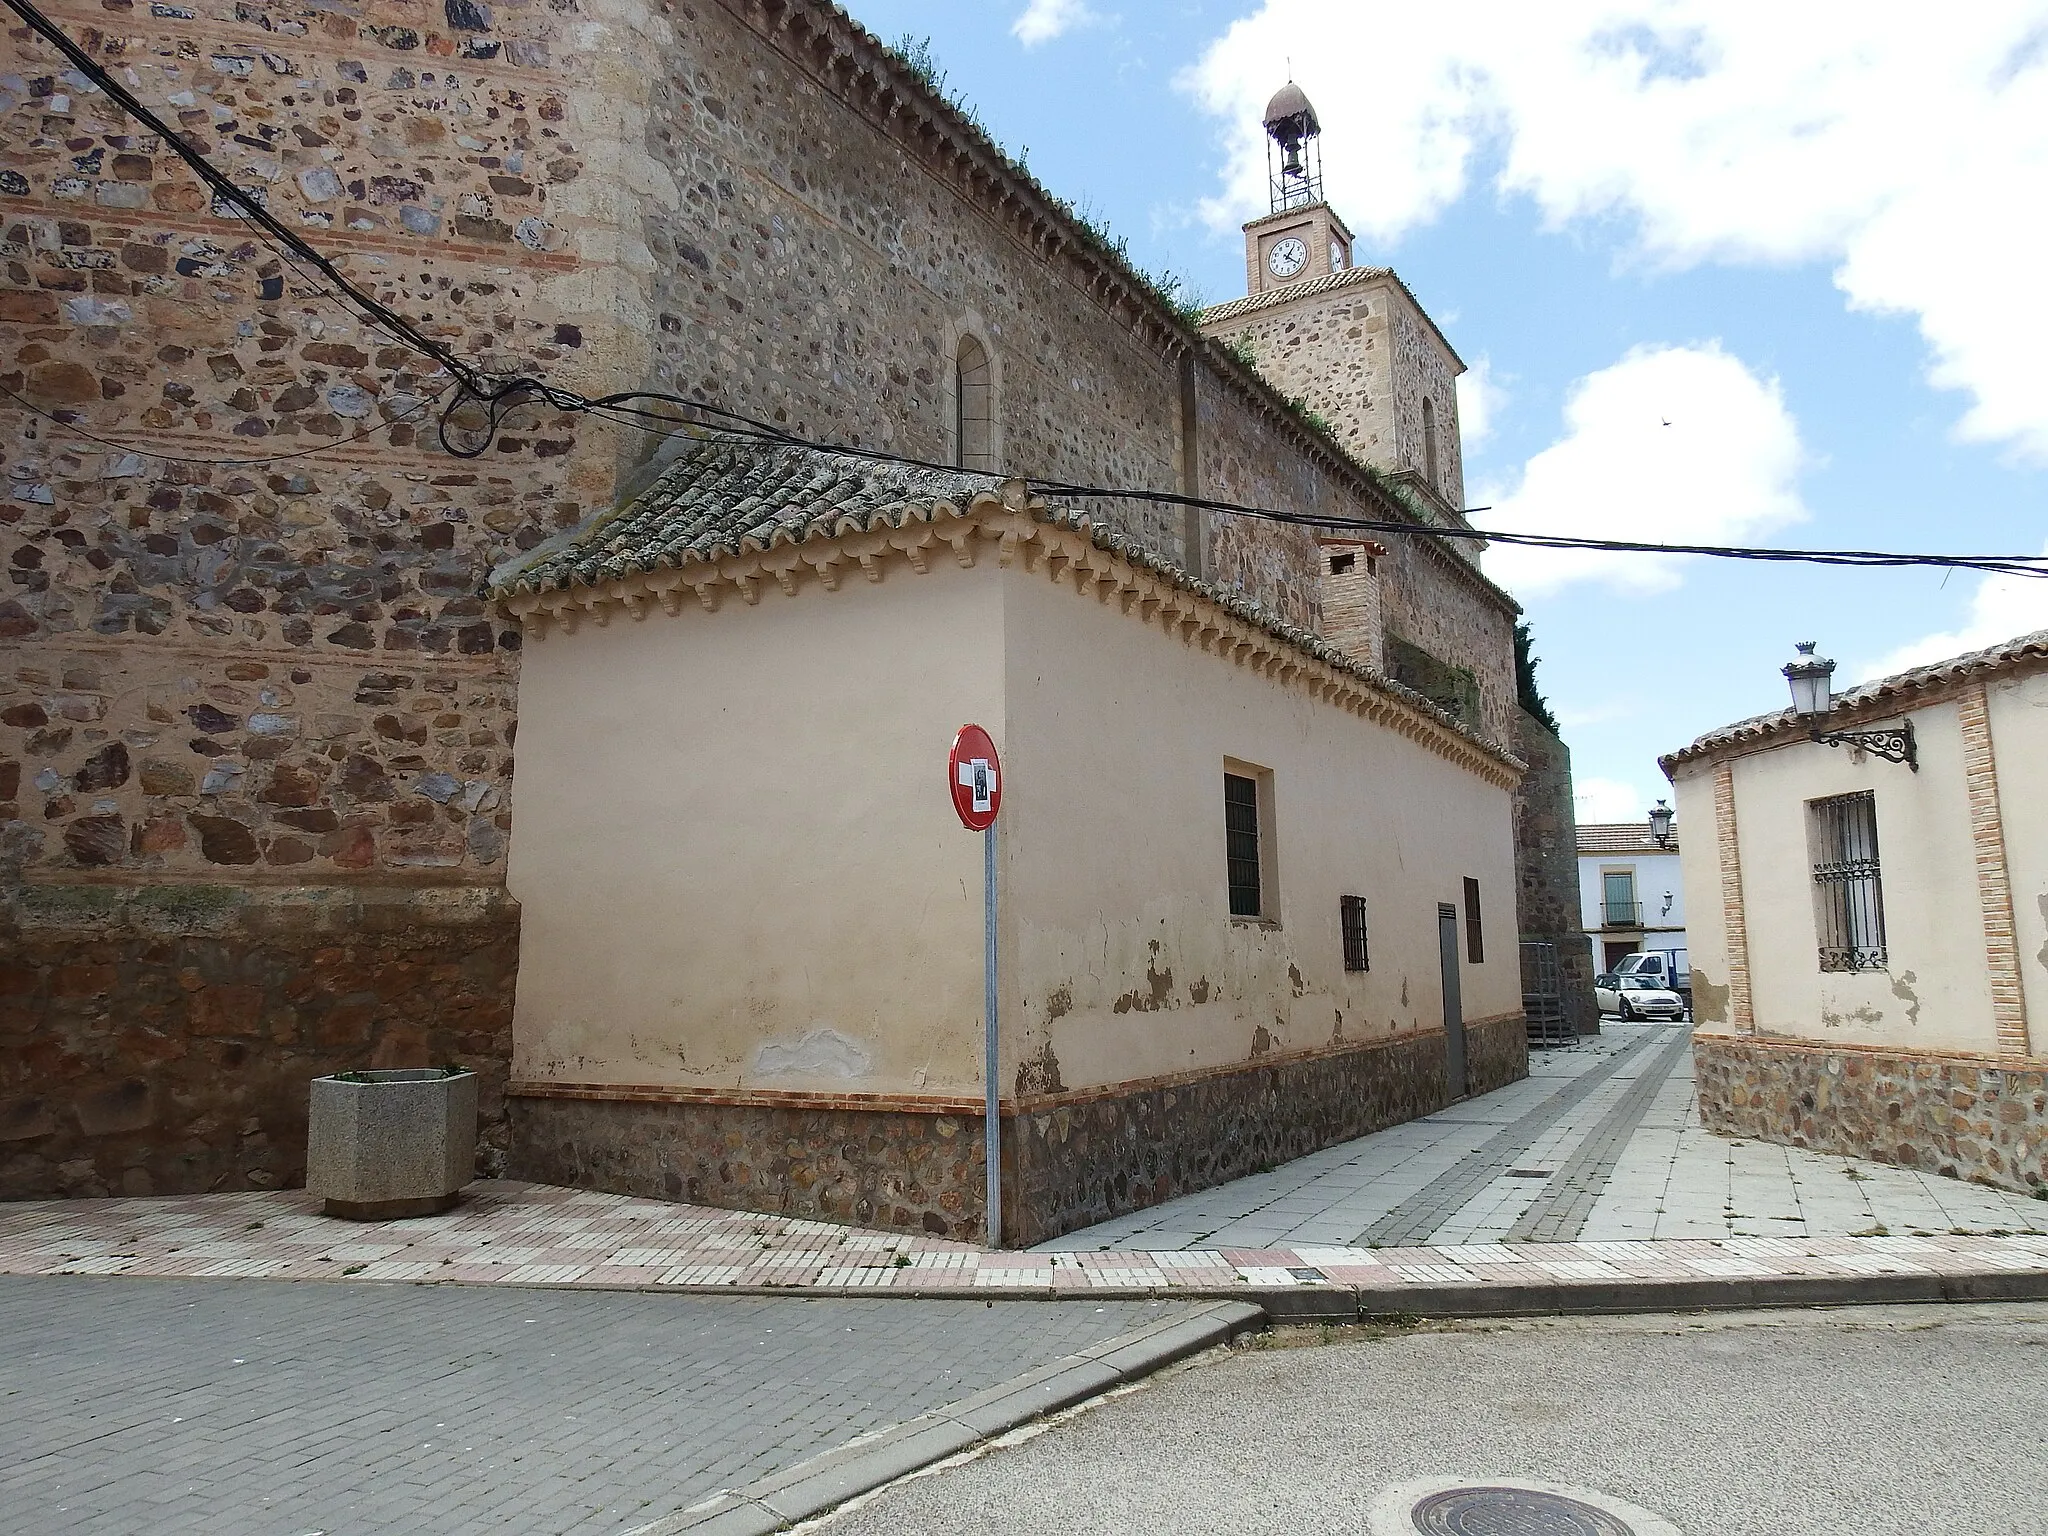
[1810,720,1917,771]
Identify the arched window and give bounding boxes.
[955,335,994,471]
[1421,396,1439,488]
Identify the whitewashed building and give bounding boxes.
[1578,815,1687,976]
[1662,632,2048,1195]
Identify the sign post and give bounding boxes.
[948,724,1003,1249]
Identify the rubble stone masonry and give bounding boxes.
[511,1014,1529,1245]
[2,0,621,1196]
[1512,710,1596,1034]
[1695,1034,2047,1196]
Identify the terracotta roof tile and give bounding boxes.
[487,435,1525,774]
[1577,823,1679,855]
[1660,628,2048,771]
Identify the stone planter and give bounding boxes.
[307,1068,479,1220]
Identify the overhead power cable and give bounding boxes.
[0,0,481,388]
[0,378,454,468]
[7,0,2044,582]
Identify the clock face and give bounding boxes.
[1267,236,1308,279]
[1330,240,1347,272]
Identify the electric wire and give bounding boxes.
[7,0,2044,581]
[0,378,456,468]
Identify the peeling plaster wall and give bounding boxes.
[507,543,1520,1105]
[1681,699,1994,1055]
[1001,556,1521,1096]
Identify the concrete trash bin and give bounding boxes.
[307,1067,479,1220]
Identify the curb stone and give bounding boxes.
[1250,1265,2048,1322]
[620,1299,1266,1536]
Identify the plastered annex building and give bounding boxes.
[2,1,1573,1240]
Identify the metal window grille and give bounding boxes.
[1224,773,1262,917]
[1463,877,1484,964]
[1341,895,1369,971]
[1812,791,1886,972]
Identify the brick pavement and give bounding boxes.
[0,1276,1193,1536]
[1,1174,2043,1304]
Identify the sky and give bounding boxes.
[846,0,2048,826]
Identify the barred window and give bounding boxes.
[1463,876,1484,964]
[1224,772,1262,918]
[1811,791,1886,972]
[1341,895,1370,972]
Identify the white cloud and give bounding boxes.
[1181,2,2048,461]
[1477,342,1804,597]
[1455,356,1505,449]
[1856,543,2048,681]
[1012,0,1092,47]
[1574,777,1649,823]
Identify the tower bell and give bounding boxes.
[1263,82,1323,212]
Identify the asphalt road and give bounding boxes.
[812,1302,2048,1536]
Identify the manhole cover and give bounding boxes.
[1412,1485,1635,1536]
[1367,1478,1679,1536]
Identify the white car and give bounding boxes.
[1595,974,1687,1021]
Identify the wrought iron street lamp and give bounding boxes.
[1781,641,1916,770]
[1648,799,1675,847]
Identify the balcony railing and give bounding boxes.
[1600,901,1643,929]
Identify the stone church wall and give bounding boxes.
[2,0,1521,1198]
[2,0,628,1197]
[1512,710,1597,1035]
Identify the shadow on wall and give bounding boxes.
[1,883,517,1200]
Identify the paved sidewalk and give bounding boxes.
[1041,1023,2048,1250]
[3,1176,2045,1312]
[0,1275,1211,1536]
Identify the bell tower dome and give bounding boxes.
[1238,83,1354,296]
[1203,81,1471,536]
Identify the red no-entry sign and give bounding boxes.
[949,722,1004,1247]
[948,724,1002,831]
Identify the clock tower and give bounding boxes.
[1202,83,1470,536]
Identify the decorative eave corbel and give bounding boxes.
[492,488,1524,789]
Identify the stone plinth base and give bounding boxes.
[0,882,517,1201]
[1010,1013,1526,1246]
[509,1016,1528,1246]
[1695,1033,2048,1194]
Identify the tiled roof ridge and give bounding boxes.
[1660,628,2048,771]
[489,436,1524,778]
[1577,823,1680,854]
[1199,263,1467,370]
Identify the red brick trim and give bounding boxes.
[1713,761,1754,1030]
[1958,681,2031,1058]
[508,1016,1522,1118]
[506,1082,983,1115]
[1693,1030,2047,1073]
